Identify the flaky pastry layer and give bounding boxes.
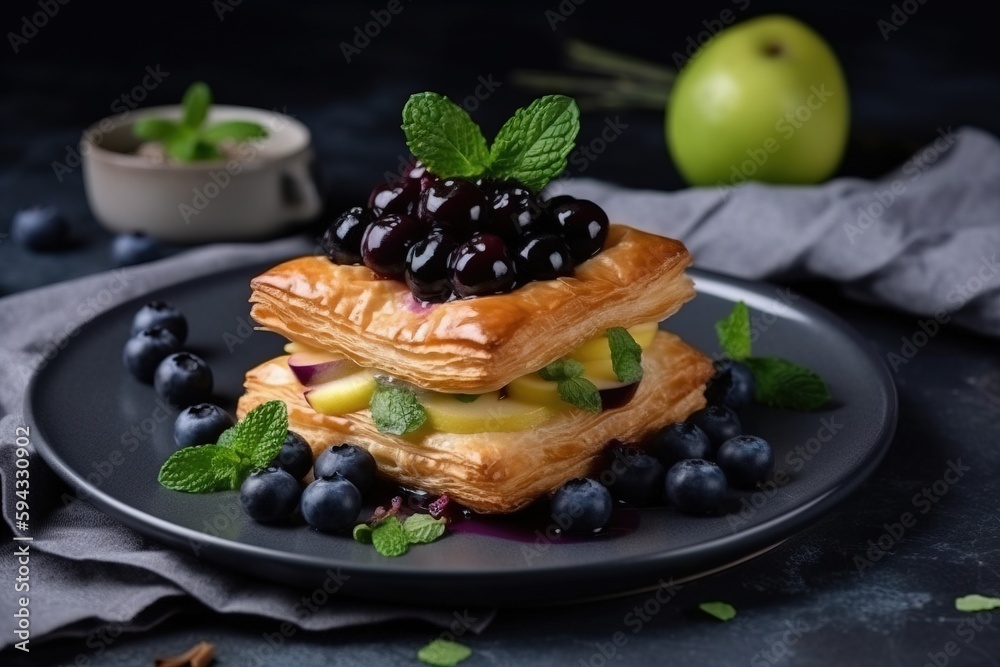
[238,330,713,514]
[249,225,694,393]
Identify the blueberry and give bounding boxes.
[320,206,374,265]
[154,352,213,407]
[513,233,574,283]
[665,459,728,514]
[450,232,515,297]
[122,326,181,383]
[603,445,665,504]
[368,178,421,217]
[131,301,188,343]
[547,198,609,263]
[112,232,164,267]
[11,206,70,250]
[173,403,234,449]
[649,422,713,468]
[705,360,756,410]
[550,477,613,534]
[687,405,742,448]
[300,473,362,533]
[240,467,302,524]
[417,178,487,231]
[313,443,377,496]
[269,431,314,481]
[361,213,428,279]
[405,232,459,302]
[717,435,774,487]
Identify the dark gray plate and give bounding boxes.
[27,264,896,605]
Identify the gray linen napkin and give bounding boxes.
[552,125,1000,337]
[0,237,494,651]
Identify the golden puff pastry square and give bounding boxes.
[249,224,696,393]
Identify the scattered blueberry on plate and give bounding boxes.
[173,403,235,449]
[122,326,181,383]
[705,359,756,410]
[313,444,377,496]
[131,301,188,343]
[300,473,362,533]
[240,467,302,524]
[716,435,774,487]
[550,477,613,534]
[649,422,713,468]
[602,445,665,504]
[687,405,742,448]
[269,431,314,481]
[154,352,213,407]
[665,459,728,514]
[112,232,164,267]
[11,205,70,251]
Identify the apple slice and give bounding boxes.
[288,352,359,386]
[507,367,632,408]
[421,392,554,434]
[567,322,659,362]
[304,369,377,416]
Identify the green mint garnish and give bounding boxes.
[369,380,427,435]
[715,301,751,361]
[402,92,490,179]
[698,601,737,621]
[714,301,830,411]
[157,400,288,493]
[955,594,1000,612]
[538,359,602,412]
[417,639,473,667]
[454,394,479,403]
[134,81,267,162]
[606,327,644,384]
[371,516,410,557]
[352,523,373,544]
[487,94,580,192]
[402,514,448,544]
[742,357,831,411]
[401,92,580,193]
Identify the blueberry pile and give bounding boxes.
[319,161,610,302]
[549,359,776,525]
[122,301,214,407]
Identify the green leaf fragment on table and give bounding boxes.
[606,326,644,384]
[157,445,244,493]
[403,514,448,544]
[201,120,268,143]
[417,639,473,667]
[369,382,427,435]
[402,92,490,179]
[743,356,830,411]
[715,301,752,360]
[181,81,212,128]
[488,94,580,192]
[371,516,409,557]
[955,594,1000,612]
[698,601,737,621]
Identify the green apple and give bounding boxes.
[304,369,377,416]
[565,322,659,363]
[421,392,554,433]
[667,14,849,186]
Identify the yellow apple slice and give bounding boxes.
[304,369,377,416]
[507,370,630,408]
[567,322,659,362]
[421,392,554,434]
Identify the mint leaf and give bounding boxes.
[606,327,644,384]
[538,358,585,382]
[955,594,1000,612]
[402,92,490,179]
[369,382,427,435]
[371,516,409,557]
[698,601,736,621]
[743,356,830,411]
[133,118,179,141]
[352,523,373,544]
[201,120,267,143]
[558,376,602,412]
[454,394,479,403]
[403,514,448,544]
[181,81,211,128]
[488,95,580,192]
[716,301,751,360]
[158,445,244,493]
[227,400,288,468]
[417,639,472,667]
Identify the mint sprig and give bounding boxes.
[418,638,473,667]
[354,513,448,557]
[714,301,830,411]
[369,380,427,435]
[157,400,288,493]
[402,92,490,179]
[538,358,601,412]
[606,327,644,384]
[955,594,1000,612]
[698,601,737,621]
[401,92,580,193]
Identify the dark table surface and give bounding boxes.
[2,1,1000,665]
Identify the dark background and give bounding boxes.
[2,1,1000,665]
